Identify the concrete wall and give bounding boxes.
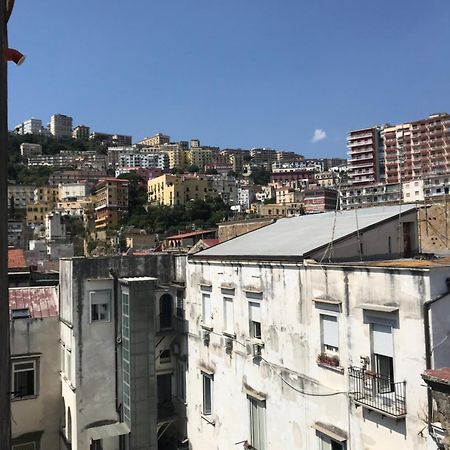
[419,204,450,255]
[218,219,274,243]
[10,316,61,449]
[59,255,177,449]
[185,257,443,450]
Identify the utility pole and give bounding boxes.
[0,0,11,447]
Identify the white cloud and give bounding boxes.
[311,128,327,143]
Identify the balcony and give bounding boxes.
[349,366,406,418]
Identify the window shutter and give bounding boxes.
[249,302,261,323]
[372,323,393,357]
[322,315,339,348]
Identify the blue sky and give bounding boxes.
[7,0,450,158]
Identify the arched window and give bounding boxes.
[159,294,173,330]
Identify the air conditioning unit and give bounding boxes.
[203,330,210,346]
[225,337,233,353]
[252,342,263,357]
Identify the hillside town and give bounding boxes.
[2,109,450,450]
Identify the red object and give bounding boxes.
[3,48,26,65]
[9,286,58,319]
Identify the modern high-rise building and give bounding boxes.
[49,114,73,139]
[14,118,47,135]
[346,126,384,186]
[383,113,450,184]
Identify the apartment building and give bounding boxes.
[118,152,168,171]
[185,205,447,450]
[14,118,47,135]
[8,185,36,209]
[383,113,450,184]
[27,151,106,170]
[275,187,303,204]
[303,186,338,213]
[59,182,89,201]
[186,147,218,170]
[209,175,239,205]
[164,144,188,169]
[138,133,170,146]
[90,131,132,146]
[20,143,42,160]
[93,178,129,230]
[347,126,384,186]
[10,286,60,450]
[258,202,304,217]
[50,114,73,139]
[340,182,401,210]
[59,254,187,450]
[148,174,216,207]
[49,169,107,186]
[270,169,315,189]
[72,125,91,140]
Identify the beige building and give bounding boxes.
[259,202,304,217]
[164,145,187,169]
[93,178,129,230]
[138,133,170,146]
[8,185,36,209]
[275,187,304,204]
[50,114,73,139]
[72,125,91,140]
[186,147,214,170]
[148,174,216,206]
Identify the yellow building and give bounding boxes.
[138,133,170,146]
[93,178,129,230]
[34,186,60,204]
[148,174,216,206]
[26,201,54,225]
[185,147,214,170]
[164,146,186,169]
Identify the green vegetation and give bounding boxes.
[250,167,271,185]
[7,133,107,185]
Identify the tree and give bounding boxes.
[250,167,271,185]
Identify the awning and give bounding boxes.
[313,295,341,305]
[313,422,347,442]
[88,422,130,441]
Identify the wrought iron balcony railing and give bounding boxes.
[348,366,406,418]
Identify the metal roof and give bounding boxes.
[196,205,417,258]
[9,286,58,319]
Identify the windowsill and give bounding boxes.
[62,374,76,391]
[201,414,216,426]
[317,362,345,374]
[222,331,236,339]
[200,323,213,331]
[11,394,38,402]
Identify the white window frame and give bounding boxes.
[201,293,212,327]
[11,358,38,399]
[318,433,346,450]
[202,372,213,415]
[249,301,262,339]
[89,290,112,323]
[320,314,339,354]
[248,395,266,450]
[223,296,234,335]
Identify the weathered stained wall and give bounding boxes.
[419,204,450,255]
[218,219,274,242]
[185,257,443,450]
[10,316,61,449]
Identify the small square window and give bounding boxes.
[202,372,213,415]
[90,290,112,322]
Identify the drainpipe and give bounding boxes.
[423,277,450,428]
[109,268,121,420]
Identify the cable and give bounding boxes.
[259,356,348,397]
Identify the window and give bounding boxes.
[249,302,261,339]
[319,434,345,450]
[160,349,171,363]
[12,359,38,398]
[202,372,213,415]
[371,323,394,393]
[89,290,111,322]
[223,297,234,334]
[202,293,212,326]
[320,315,339,354]
[249,396,266,450]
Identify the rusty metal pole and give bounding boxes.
[0,0,11,447]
